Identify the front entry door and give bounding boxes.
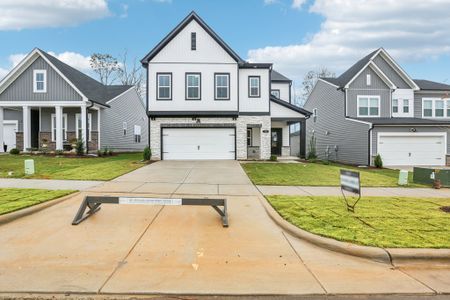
[271,128,282,155]
[31,109,39,149]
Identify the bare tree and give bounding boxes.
[116,50,144,96]
[89,53,119,85]
[302,68,335,101]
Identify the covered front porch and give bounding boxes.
[0,102,101,153]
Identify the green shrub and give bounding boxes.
[55,149,64,156]
[9,148,20,155]
[143,146,151,161]
[374,154,383,168]
[75,139,85,156]
[108,149,113,156]
[97,150,103,157]
[307,136,317,160]
[102,146,108,156]
[270,155,277,161]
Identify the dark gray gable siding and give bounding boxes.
[348,65,390,89]
[100,88,148,151]
[0,57,82,102]
[372,126,450,156]
[304,80,370,165]
[347,66,391,118]
[372,55,410,89]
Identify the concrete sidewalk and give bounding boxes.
[0,178,104,191]
[257,185,450,197]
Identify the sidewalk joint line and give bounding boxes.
[97,205,165,293]
[281,231,328,294]
[396,268,438,294]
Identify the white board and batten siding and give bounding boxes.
[162,128,235,160]
[271,82,290,102]
[377,132,447,166]
[148,19,239,113]
[238,68,270,114]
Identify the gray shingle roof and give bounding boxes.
[40,49,133,106]
[271,70,292,82]
[414,79,450,91]
[354,117,450,125]
[270,95,312,116]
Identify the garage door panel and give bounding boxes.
[378,134,446,166]
[162,128,235,160]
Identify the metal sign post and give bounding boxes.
[72,196,228,227]
[340,169,361,213]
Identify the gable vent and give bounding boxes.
[191,32,196,51]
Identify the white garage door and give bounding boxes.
[378,133,446,166]
[162,128,235,160]
[3,122,17,152]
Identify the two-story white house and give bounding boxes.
[141,11,311,160]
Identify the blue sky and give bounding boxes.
[1,0,450,87]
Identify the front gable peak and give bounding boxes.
[141,11,244,65]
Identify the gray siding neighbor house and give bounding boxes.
[304,48,450,167]
[0,48,148,153]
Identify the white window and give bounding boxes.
[435,100,445,117]
[423,100,433,117]
[357,96,380,117]
[403,99,409,113]
[75,113,92,141]
[123,122,127,136]
[271,90,280,98]
[134,125,141,143]
[249,76,260,97]
[366,74,371,86]
[215,73,230,100]
[157,73,171,100]
[392,99,399,113]
[51,113,68,142]
[33,70,47,93]
[186,73,201,100]
[246,128,252,146]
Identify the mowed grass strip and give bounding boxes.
[267,195,450,248]
[0,188,76,215]
[242,162,422,187]
[0,152,145,181]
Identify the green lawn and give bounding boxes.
[0,188,76,215]
[0,153,146,181]
[242,162,422,187]
[268,195,450,248]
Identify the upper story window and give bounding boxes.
[403,99,409,113]
[33,70,47,93]
[157,73,172,100]
[249,76,260,98]
[422,98,450,118]
[357,95,380,117]
[271,90,280,99]
[392,99,398,113]
[191,32,196,50]
[186,73,201,100]
[215,73,230,100]
[366,74,371,86]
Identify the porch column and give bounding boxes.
[80,105,87,149]
[23,106,31,151]
[0,107,3,152]
[97,109,101,150]
[55,106,63,150]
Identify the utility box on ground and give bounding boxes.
[398,170,408,185]
[24,159,35,175]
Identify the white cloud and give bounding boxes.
[248,0,450,85]
[291,0,306,9]
[0,0,110,30]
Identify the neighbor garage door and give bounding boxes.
[162,128,235,160]
[378,133,446,166]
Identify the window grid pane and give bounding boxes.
[215,75,229,99]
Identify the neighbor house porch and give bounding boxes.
[0,102,101,153]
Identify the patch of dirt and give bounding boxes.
[439,206,450,213]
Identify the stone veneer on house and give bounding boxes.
[150,116,271,160]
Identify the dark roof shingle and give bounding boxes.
[271,70,292,82]
[40,49,133,105]
[414,79,450,91]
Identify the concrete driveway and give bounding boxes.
[0,160,448,297]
